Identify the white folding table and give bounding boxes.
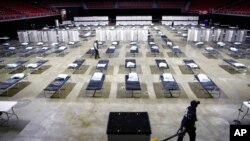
[0,101,18,126]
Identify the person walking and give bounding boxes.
[177,100,200,141]
[94,40,100,59]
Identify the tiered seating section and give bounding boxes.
[86,2,114,9]
[0,1,58,20]
[216,1,250,15]
[188,0,234,13]
[119,1,152,8]
[157,0,185,8]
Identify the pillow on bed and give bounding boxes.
[163,73,174,82]
[92,72,103,81]
[68,63,78,68]
[230,47,238,51]
[187,63,198,68]
[7,63,18,68]
[217,42,225,46]
[149,42,155,45]
[51,42,58,46]
[26,63,38,68]
[90,47,95,50]
[26,47,33,50]
[127,62,135,67]
[197,74,210,82]
[159,62,167,68]
[128,72,138,82]
[57,74,69,80]
[109,46,116,49]
[233,63,245,67]
[130,46,137,50]
[11,73,25,79]
[173,46,179,49]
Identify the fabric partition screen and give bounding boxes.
[68,30,80,42]
[58,30,69,43]
[47,30,58,43]
[27,30,39,43]
[17,31,29,43]
[41,31,49,43]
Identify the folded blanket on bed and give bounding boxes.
[21,42,28,46]
[233,63,245,67]
[26,47,33,50]
[128,72,138,81]
[151,46,159,49]
[187,63,198,68]
[57,74,69,80]
[9,47,16,50]
[130,46,137,51]
[159,62,167,68]
[26,63,38,68]
[195,42,204,45]
[90,47,94,50]
[217,42,225,46]
[11,73,25,79]
[163,73,174,82]
[59,46,67,50]
[230,47,238,51]
[7,63,18,68]
[97,63,106,68]
[173,46,179,49]
[206,47,214,50]
[51,42,58,46]
[92,72,103,81]
[68,63,78,68]
[68,41,75,45]
[127,62,135,67]
[197,74,210,82]
[130,42,137,45]
[41,47,48,50]
[37,42,43,45]
[109,46,116,49]
[234,42,241,45]
[149,42,155,45]
[112,42,118,45]
[167,42,173,46]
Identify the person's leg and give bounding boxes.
[97,50,100,58]
[177,131,186,141]
[95,50,97,59]
[187,129,196,141]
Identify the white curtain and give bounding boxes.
[47,30,57,43]
[18,31,29,43]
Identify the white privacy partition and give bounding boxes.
[162,16,199,26]
[47,30,58,43]
[17,31,29,43]
[96,28,148,41]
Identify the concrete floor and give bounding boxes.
[0,25,250,141]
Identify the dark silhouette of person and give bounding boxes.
[94,40,100,59]
[177,100,200,141]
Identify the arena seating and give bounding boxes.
[216,1,250,15]
[86,2,114,9]
[188,0,234,14]
[0,1,58,20]
[119,1,152,8]
[157,0,185,8]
